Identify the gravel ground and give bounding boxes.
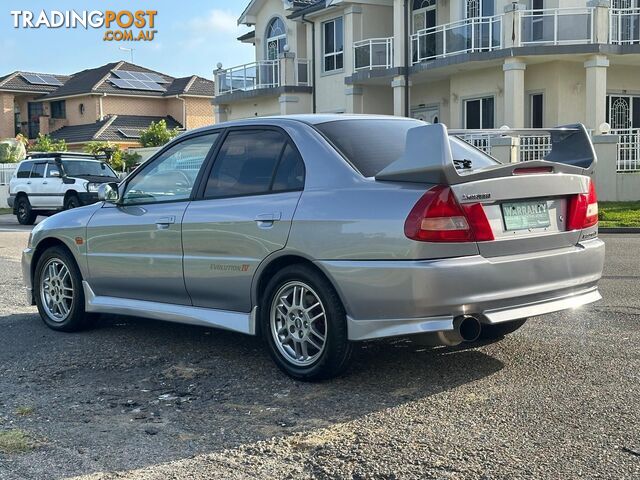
[0,231,638,480]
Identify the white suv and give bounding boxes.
[8,153,119,225]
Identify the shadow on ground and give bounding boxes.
[0,312,504,479]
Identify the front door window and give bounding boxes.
[27,102,43,139]
[123,133,219,205]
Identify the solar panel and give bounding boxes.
[117,128,142,139]
[110,78,165,92]
[20,73,63,86]
[113,70,170,84]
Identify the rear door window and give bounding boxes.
[204,129,294,198]
[30,163,46,179]
[16,162,33,178]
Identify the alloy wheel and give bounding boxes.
[270,281,327,367]
[40,258,74,322]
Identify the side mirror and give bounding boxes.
[98,182,120,203]
[49,170,61,178]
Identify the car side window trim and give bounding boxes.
[116,130,224,207]
[193,125,305,201]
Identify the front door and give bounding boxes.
[86,132,220,305]
[40,162,64,208]
[27,162,47,207]
[27,102,43,139]
[182,128,305,313]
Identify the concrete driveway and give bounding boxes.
[0,231,638,479]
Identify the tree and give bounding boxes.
[84,141,140,172]
[29,133,67,153]
[139,120,180,147]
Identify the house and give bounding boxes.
[213,0,640,189]
[0,61,215,149]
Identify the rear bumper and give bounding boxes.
[317,239,605,341]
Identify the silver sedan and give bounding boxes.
[22,115,605,380]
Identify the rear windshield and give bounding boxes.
[315,119,499,177]
[61,160,118,178]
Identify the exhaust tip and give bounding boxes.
[456,315,482,343]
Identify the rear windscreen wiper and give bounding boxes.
[454,159,473,170]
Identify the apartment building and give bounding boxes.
[0,61,215,149]
[214,0,640,182]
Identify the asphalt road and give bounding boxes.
[0,231,638,480]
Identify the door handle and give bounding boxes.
[26,181,31,185]
[255,212,282,224]
[43,181,48,185]
[155,216,176,229]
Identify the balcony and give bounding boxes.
[354,37,394,71]
[411,16,502,65]
[216,58,311,95]
[520,7,594,46]
[610,8,640,45]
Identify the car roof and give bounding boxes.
[184,114,418,136]
[26,152,104,162]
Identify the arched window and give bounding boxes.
[266,17,287,60]
[611,97,631,129]
[412,0,436,33]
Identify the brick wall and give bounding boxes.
[0,93,14,138]
[184,97,214,129]
[102,96,168,118]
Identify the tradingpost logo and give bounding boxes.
[10,10,158,42]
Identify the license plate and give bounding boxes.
[501,200,551,231]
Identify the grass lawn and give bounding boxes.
[0,208,12,215]
[599,202,640,228]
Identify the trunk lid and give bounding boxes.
[376,123,597,257]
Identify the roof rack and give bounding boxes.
[26,151,107,160]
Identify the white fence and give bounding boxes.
[612,128,640,172]
[216,60,280,94]
[520,7,594,46]
[610,8,640,44]
[411,15,502,64]
[0,164,16,185]
[354,37,394,70]
[519,135,552,162]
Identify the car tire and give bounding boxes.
[479,318,528,340]
[16,196,37,225]
[261,264,353,381]
[34,246,96,332]
[64,194,80,210]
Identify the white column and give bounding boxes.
[393,0,406,70]
[584,55,609,134]
[392,76,410,118]
[344,6,362,77]
[503,58,526,128]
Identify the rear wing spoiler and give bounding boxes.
[375,124,596,185]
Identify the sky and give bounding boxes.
[0,1,255,79]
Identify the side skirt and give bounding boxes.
[83,281,257,335]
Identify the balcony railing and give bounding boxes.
[520,8,594,46]
[216,60,280,94]
[411,16,502,65]
[610,8,640,44]
[612,128,640,172]
[354,37,394,70]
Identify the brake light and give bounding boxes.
[567,180,598,230]
[513,166,554,175]
[404,185,494,243]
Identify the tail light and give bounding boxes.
[567,180,598,231]
[404,185,494,243]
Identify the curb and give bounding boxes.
[599,228,640,234]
